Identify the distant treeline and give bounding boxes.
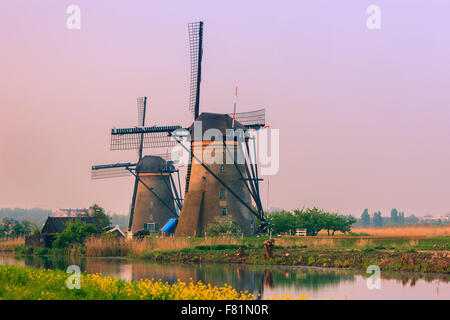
[0,208,51,226]
[0,208,129,230]
[357,208,420,227]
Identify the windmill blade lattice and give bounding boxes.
[137,97,147,126]
[188,21,203,118]
[110,126,183,151]
[228,108,265,128]
[91,162,135,179]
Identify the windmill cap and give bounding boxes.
[189,112,247,140]
[136,155,166,173]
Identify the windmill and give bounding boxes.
[107,21,267,236]
[91,97,183,236]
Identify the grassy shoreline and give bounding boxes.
[126,246,449,274]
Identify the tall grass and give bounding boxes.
[276,236,447,250]
[276,237,373,249]
[351,225,450,237]
[0,238,24,252]
[85,236,242,257]
[85,237,129,257]
[84,231,449,257]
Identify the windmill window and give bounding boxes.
[219,189,226,199]
[221,207,227,216]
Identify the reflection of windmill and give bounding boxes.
[91,97,183,236]
[107,21,267,236]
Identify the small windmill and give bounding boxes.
[107,22,268,236]
[91,97,183,236]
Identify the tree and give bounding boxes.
[361,209,370,227]
[11,222,25,236]
[293,208,327,236]
[372,211,383,227]
[323,214,356,235]
[405,214,419,224]
[52,220,98,248]
[265,210,297,234]
[398,211,405,225]
[0,218,37,237]
[334,215,356,235]
[266,208,356,236]
[390,208,399,224]
[89,204,111,231]
[323,213,339,236]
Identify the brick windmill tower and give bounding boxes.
[92,97,183,236]
[108,22,267,236]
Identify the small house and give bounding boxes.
[26,216,99,248]
[41,217,98,235]
[103,225,125,238]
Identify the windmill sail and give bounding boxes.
[188,21,203,119]
[110,125,183,151]
[91,163,135,179]
[136,96,147,160]
[137,97,147,127]
[227,108,265,129]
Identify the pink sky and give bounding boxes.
[0,1,449,217]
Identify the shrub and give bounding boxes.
[89,204,111,231]
[34,247,49,255]
[52,221,98,248]
[205,217,242,237]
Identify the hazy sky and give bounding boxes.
[1,1,449,217]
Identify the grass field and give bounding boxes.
[0,238,24,252]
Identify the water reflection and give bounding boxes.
[0,253,448,300]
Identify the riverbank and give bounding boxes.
[130,247,450,274]
[0,264,255,300]
[2,236,449,274]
